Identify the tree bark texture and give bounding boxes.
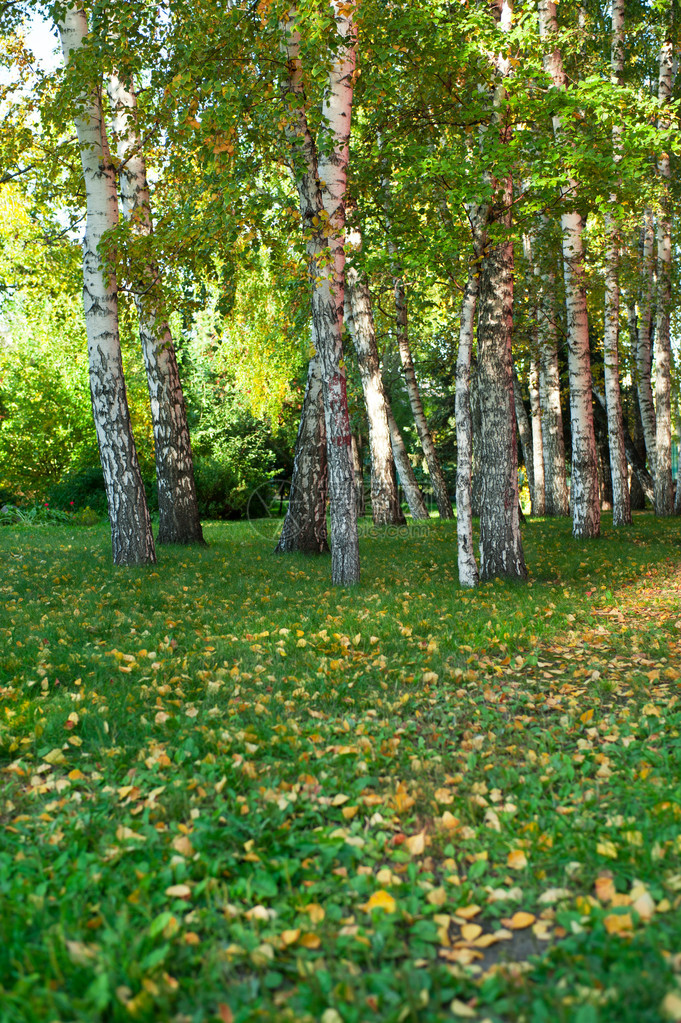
[602,0,631,526]
[455,254,481,587]
[478,230,526,581]
[58,8,155,567]
[513,369,535,512]
[528,358,546,515]
[275,355,329,555]
[392,270,453,520]
[385,403,430,520]
[636,209,657,478]
[593,387,655,504]
[108,75,204,546]
[655,32,674,516]
[344,228,405,526]
[538,0,600,539]
[350,433,365,518]
[282,5,359,584]
[537,264,570,516]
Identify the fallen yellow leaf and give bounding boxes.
[165,884,192,900]
[604,912,634,935]
[361,890,397,914]
[597,840,618,859]
[507,911,536,930]
[460,923,483,942]
[507,849,528,870]
[456,904,482,921]
[405,830,426,855]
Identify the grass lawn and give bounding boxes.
[2,512,681,1023]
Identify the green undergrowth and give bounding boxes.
[1,512,681,1023]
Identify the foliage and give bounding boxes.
[2,515,681,1021]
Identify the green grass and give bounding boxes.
[2,512,681,1022]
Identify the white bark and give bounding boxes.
[385,403,430,520]
[602,0,631,526]
[528,358,546,515]
[281,5,359,584]
[636,209,657,478]
[477,0,526,582]
[655,33,674,516]
[536,261,570,516]
[538,0,600,539]
[57,7,155,566]
[344,221,405,526]
[455,251,481,587]
[513,369,535,507]
[108,74,204,546]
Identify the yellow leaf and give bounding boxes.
[460,923,483,941]
[115,826,145,842]
[43,749,66,766]
[594,875,616,902]
[661,990,681,1021]
[303,903,325,924]
[507,911,536,930]
[342,805,359,820]
[298,932,321,948]
[434,788,454,805]
[597,840,618,859]
[68,769,85,780]
[440,811,460,830]
[632,890,656,921]
[405,830,426,855]
[172,835,194,857]
[507,849,528,870]
[332,793,349,806]
[604,912,634,934]
[580,709,594,724]
[456,904,481,921]
[450,999,477,1017]
[183,932,200,945]
[361,890,397,914]
[281,928,300,945]
[426,887,447,908]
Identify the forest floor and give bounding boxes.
[1,512,681,1023]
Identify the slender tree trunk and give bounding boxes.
[602,0,631,526]
[108,74,204,545]
[392,268,454,519]
[275,354,329,554]
[538,0,600,539]
[470,359,484,517]
[281,5,359,584]
[537,259,569,516]
[629,387,647,509]
[344,225,405,526]
[385,403,430,520]
[636,209,657,478]
[455,247,482,587]
[528,358,546,514]
[57,8,155,567]
[655,28,674,516]
[350,433,365,518]
[513,369,535,511]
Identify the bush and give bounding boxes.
[194,455,275,520]
[47,465,158,516]
[0,503,71,526]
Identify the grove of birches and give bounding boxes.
[0,0,679,587]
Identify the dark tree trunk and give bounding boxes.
[275,357,329,555]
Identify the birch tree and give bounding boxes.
[602,0,631,526]
[281,3,359,584]
[538,0,600,539]
[477,0,526,582]
[635,209,657,478]
[654,12,675,517]
[108,74,204,546]
[57,5,155,566]
[343,217,405,526]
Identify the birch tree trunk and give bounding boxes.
[392,267,454,520]
[537,259,569,516]
[281,4,359,584]
[275,354,329,555]
[602,0,631,526]
[636,209,657,478]
[455,247,481,587]
[385,403,430,520]
[477,0,526,582]
[538,0,600,539]
[344,225,405,526]
[528,358,546,515]
[513,369,535,511]
[108,75,204,546]
[655,28,674,517]
[350,433,366,518]
[57,7,155,567]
